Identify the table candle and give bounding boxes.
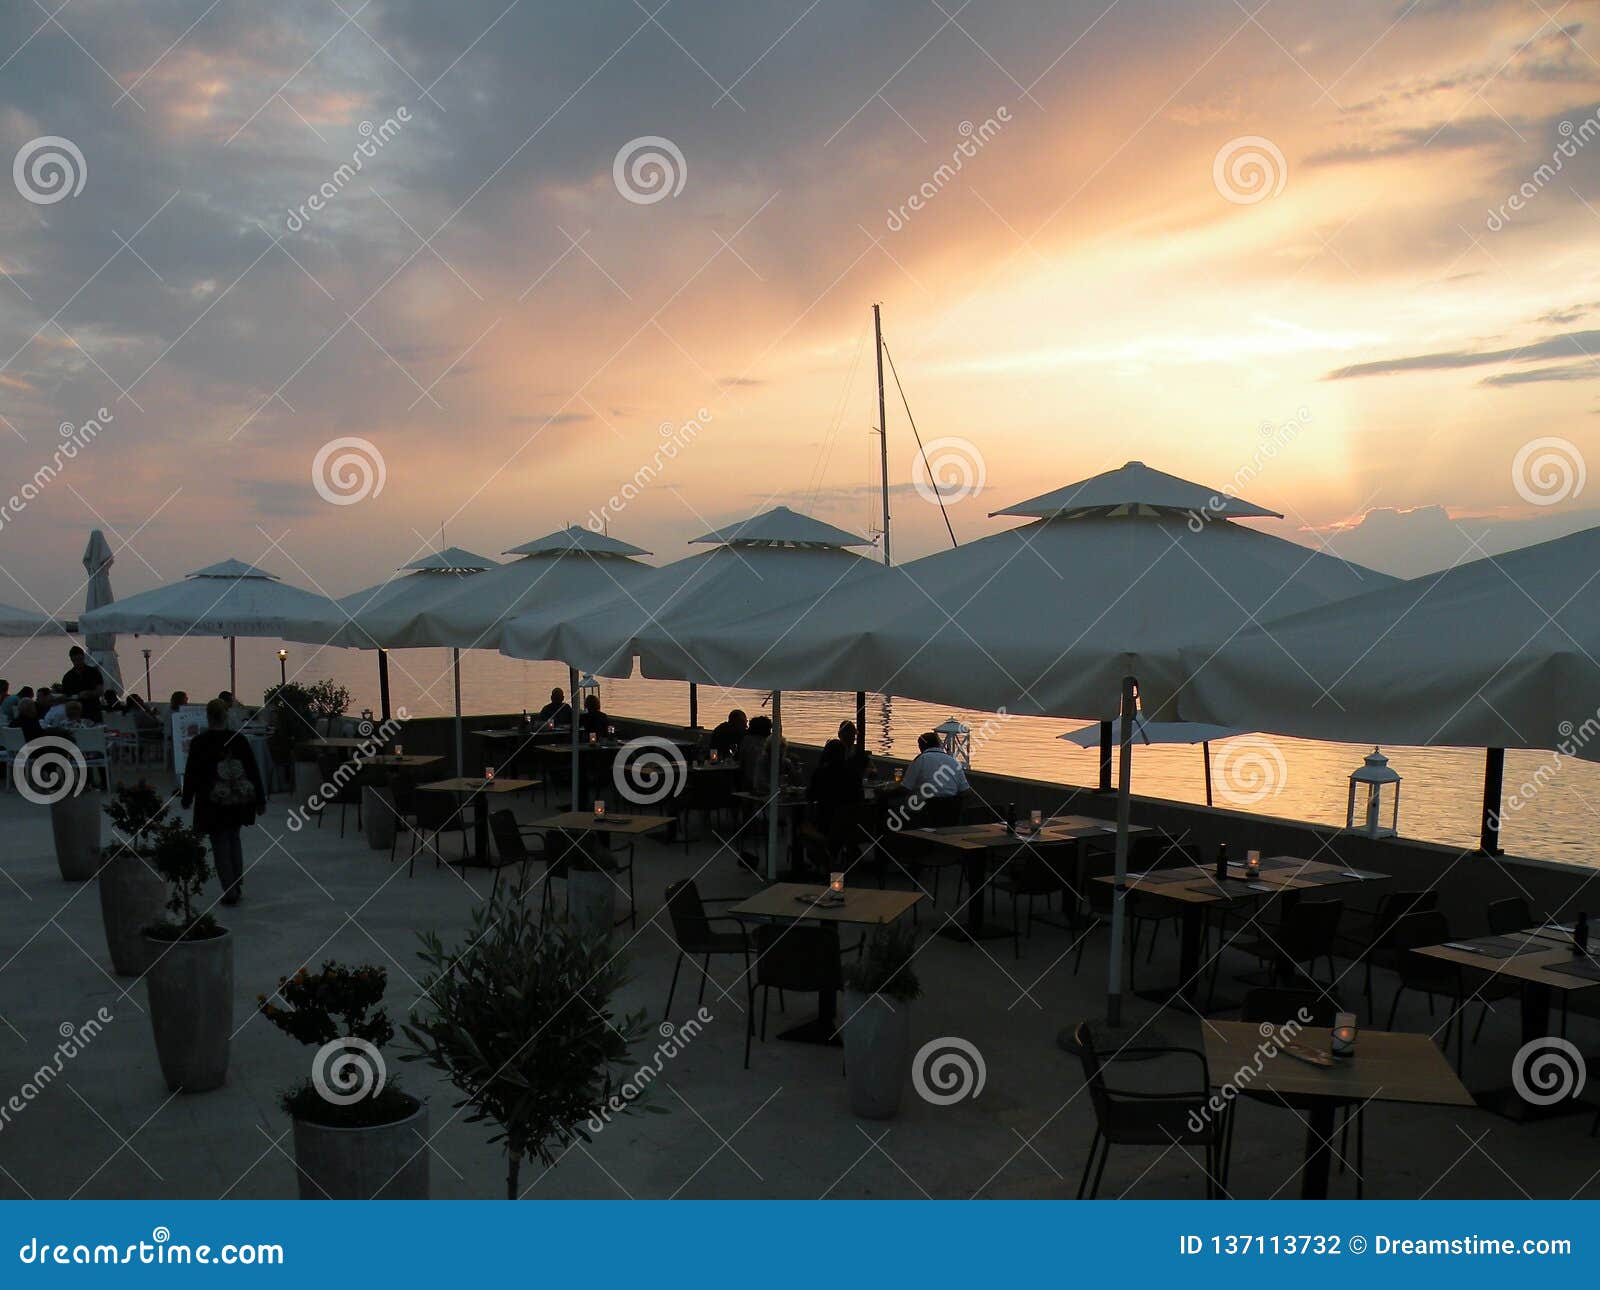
[393,744,403,756]
[709,749,718,763]
[893,768,903,784]
[588,732,598,745]
[1331,1011,1358,1057]
[1030,809,1043,829]
[1245,850,1261,877]
[484,767,495,783]
[829,872,845,895]
[593,800,606,819]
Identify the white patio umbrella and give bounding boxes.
[0,603,61,636]
[280,546,498,774]
[1059,716,1249,807]
[502,505,878,876]
[78,558,342,695]
[651,463,1395,1026]
[1174,525,1600,756]
[80,529,123,692]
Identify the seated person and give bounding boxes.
[42,699,85,730]
[576,694,609,738]
[13,699,44,744]
[738,716,789,792]
[0,685,31,723]
[707,709,747,761]
[535,687,571,727]
[808,737,866,842]
[902,731,969,811]
[837,719,871,776]
[168,691,189,719]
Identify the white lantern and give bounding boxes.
[1346,746,1401,838]
[935,717,972,768]
[576,672,600,708]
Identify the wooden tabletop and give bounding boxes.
[362,754,442,769]
[298,736,373,750]
[1094,856,1388,906]
[1414,926,1600,992]
[1202,1021,1474,1107]
[732,789,808,809]
[905,818,1151,852]
[731,883,923,926]
[533,811,674,836]
[417,776,540,794]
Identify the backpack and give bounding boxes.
[209,741,257,808]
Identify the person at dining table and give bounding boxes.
[738,715,793,792]
[576,694,609,738]
[534,687,571,727]
[12,698,44,744]
[808,737,866,845]
[707,709,747,761]
[902,731,969,825]
[0,683,26,724]
[60,646,105,721]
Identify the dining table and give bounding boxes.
[729,882,924,1044]
[1201,1020,1473,1198]
[416,775,540,867]
[1098,855,1388,1008]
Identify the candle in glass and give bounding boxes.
[594,800,606,819]
[1245,850,1261,877]
[484,766,495,783]
[1331,1011,1358,1057]
[829,871,845,895]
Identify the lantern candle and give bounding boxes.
[1331,1012,1358,1057]
[1030,809,1043,830]
[893,768,903,785]
[594,800,606,820]
[1245,850,1261,877]
[708,749,719,763]
[829,872,845,895]
[393,744,403,756]
[588,731,598,746]
[484,767,495,783]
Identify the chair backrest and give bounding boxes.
[752,923,840,991]
[1371,890,1438,948]
[1072,1022,1113,1128]
[1,727,24,754]
[1487,896,1533,935]
[73,726,107,756]
[489,810,527,861]
[1280,898,1343,957]
[1240,987,1339,1028]
[663,879,714,948]
[1389,908,1450,952]
[103,713,135,737]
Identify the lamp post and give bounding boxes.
[277,648,288,688]
[141,648,152,701]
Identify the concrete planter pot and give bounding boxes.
[292,761,322,811]
[362,787,396,850]
[97,847,166,976]
[50,791,104,882]
[144,929,233,1092]
[842,990,912,1119]
[566,868,616,944]
[292,1100,429,1199]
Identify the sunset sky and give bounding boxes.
[1,0,1597,613]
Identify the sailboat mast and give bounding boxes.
[874,303,891,567]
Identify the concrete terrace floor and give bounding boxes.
[0,770,1595,1201]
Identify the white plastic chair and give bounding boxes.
[74,726,110,789]
[0,727,21,791]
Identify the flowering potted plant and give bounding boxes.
[142,819,230,1092]
[260,961,426,1199]
[98,781,170,975]
[841,922,922,1118]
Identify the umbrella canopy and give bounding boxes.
[1058,716,1248,747]
[398,526,654,651]
[653,465,1395,717]
[280,546,498,647]
[500,506,877,678]
[1175,525,1600,756]
[80,529,123,690]
[0,602,62,637]
[78,559,341,638]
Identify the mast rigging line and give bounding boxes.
[881,339,958,550]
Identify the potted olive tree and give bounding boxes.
[841,923,922,1119]
[404,890,651,1198]
[98,782,171,975]
[143,821,231,1092]
[260,961,427,1199]
[361,767,397,852]
[265,682,320,803]
[18,734,102,880]
[305,679,353,737]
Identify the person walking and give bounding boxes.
[181,698,265,906]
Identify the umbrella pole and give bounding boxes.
[1480,748,1505,855]
[1203,741,1214,808]
[452,649,463,777]
[856,690,866,745]
[1097,720,1113,792]
[688,682,698,731]
[228,636,236,695]
[768,691,782,880]
[569,667,580,811]
[378,648,392,722]
[1106,676,1138,1028]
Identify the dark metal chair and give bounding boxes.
[313,753,363,837]
[662,879,752,1019]
[747,924,842,1069]
[543,828,636,930]
[1353,890,1440,1015]
[403,789,467,878]
[1237,898,1344,987]
[1072,1021,1225,1199]
[1385,910,1467,1073]
[488,809,547,903]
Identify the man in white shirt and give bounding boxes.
[41,699,83,730]
[901,731,969,799]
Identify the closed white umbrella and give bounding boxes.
[79,558,341,694]
[1174,525,1600,757]
[80,529,123,692]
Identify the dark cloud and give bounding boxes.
[1327,329,1600,379]
[1481,363,1600,387]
